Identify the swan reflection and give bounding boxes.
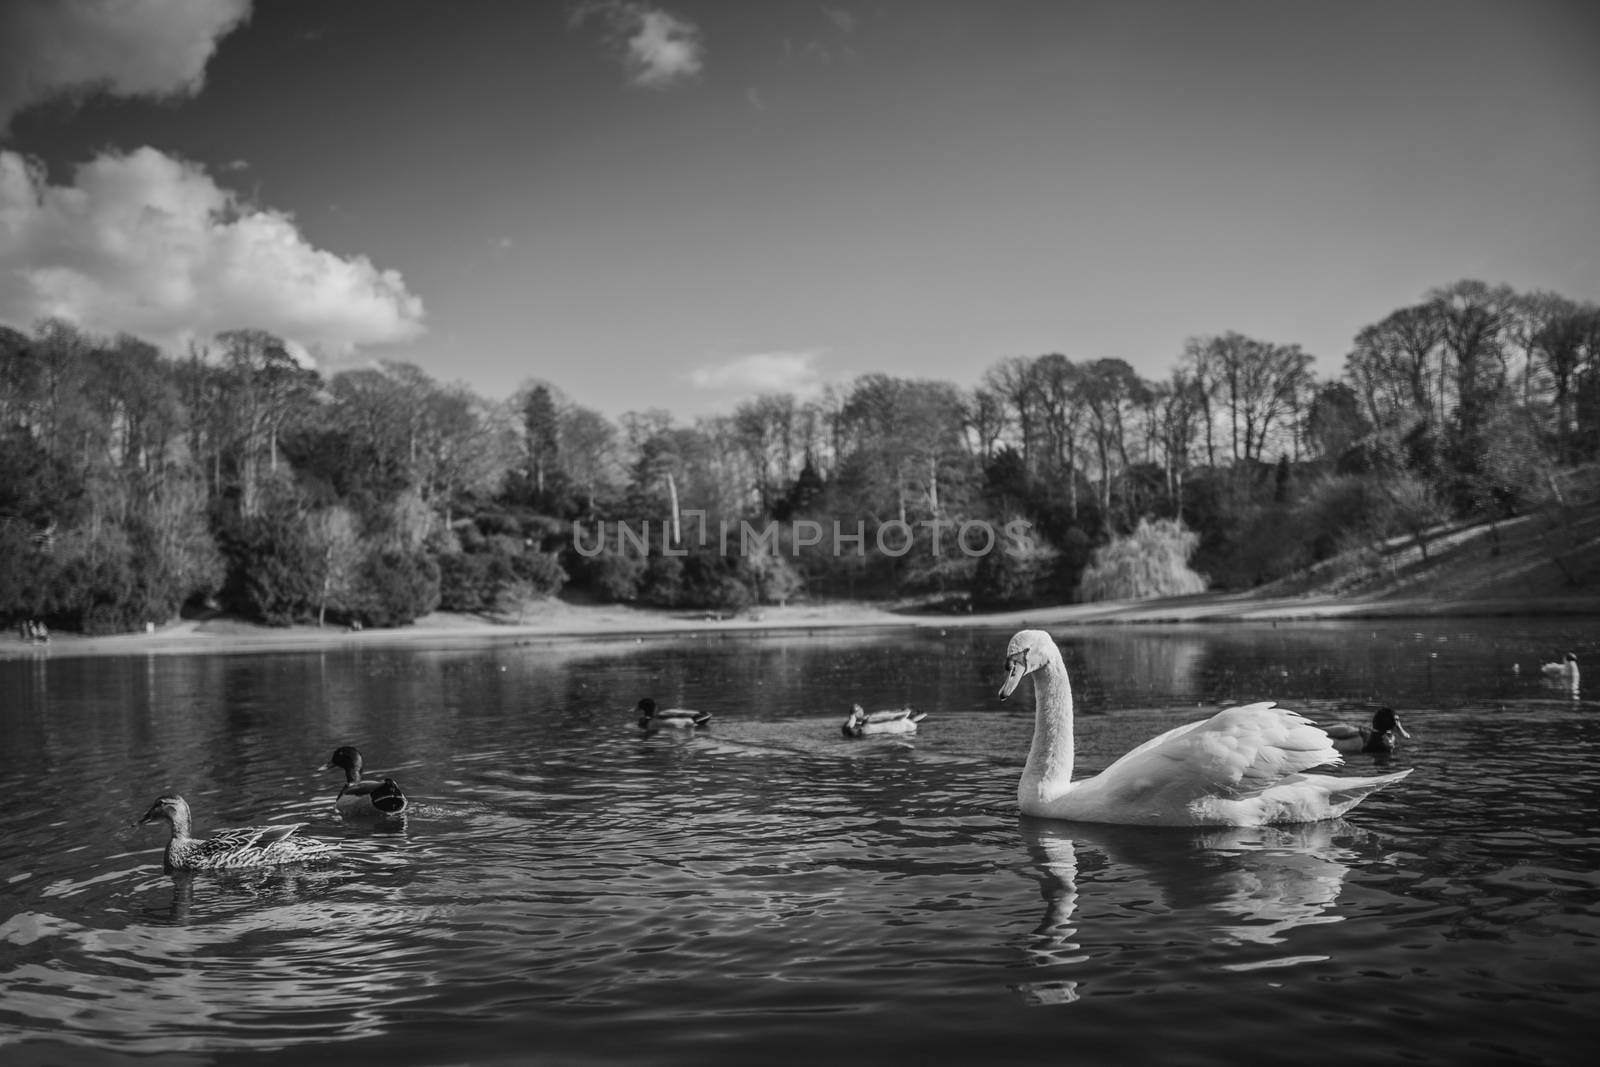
[1014,817,1362,1005]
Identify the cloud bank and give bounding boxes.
[689,350,824,397]
[574,2,704,89]
[0,0,252,132]
[0,147,424,356]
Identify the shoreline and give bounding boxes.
[6,591,1600,662]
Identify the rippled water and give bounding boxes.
[2,620,1597,1065]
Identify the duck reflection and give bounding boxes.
[1014,817,1361,1005]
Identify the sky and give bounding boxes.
[1,0,1597,420]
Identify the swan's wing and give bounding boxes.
[1089,703,1341,810]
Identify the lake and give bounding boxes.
[1,618,1596,1065]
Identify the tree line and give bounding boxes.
[2,278,1597,634]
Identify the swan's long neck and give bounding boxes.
[1024,651,1075,801]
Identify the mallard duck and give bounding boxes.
[324,746,408,817]
[138,794,337,872]
[1541,652,1580,692]
[1320,706,1411,754]
[997,629,1412,826]
[842,703,927,737]
[636,698,711,729]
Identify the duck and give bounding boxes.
[138,794,337,872]
[996,629,1412,827]
[636,698,711,730]
[324,745,408,817]
[1541,652,1580,692]
[842,703,927,737]
[1319,706,1411,754]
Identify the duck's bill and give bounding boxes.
[998,664,1026,700]
[1394,718,1412,739]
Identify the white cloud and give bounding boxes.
[0,147,424,358]
[821,7,856,34]
[0,0,252,132]
[574,2,704,89]
[689,350,824,397]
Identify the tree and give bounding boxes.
[308,505,364,626]
[214,329,320,518]
[1304,381,1369,464]
[1428,279,1516,443]
[1078,358,1148,524]
[521,383,561,498]
[1347,304,1444,428]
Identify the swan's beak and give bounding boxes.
[999,660,1027,700]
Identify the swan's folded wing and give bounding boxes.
[1092,703,1342,808]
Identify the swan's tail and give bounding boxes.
[1322,767,1413,818]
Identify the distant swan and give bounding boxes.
[1320,706,1411,754]
[138,794,337,872]
[1541,653,1579,694]
[325,745,408,817]
[636,698,711,730]
[842,704,926,737]
[996,630,1412,826]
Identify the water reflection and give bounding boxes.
[1014,817,1363,1005]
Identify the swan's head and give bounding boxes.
[326,745,366,775]
[1372,706,1410,739]
[999,629,1055,700]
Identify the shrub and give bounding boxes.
[352,550,441,627]
[1077,518,1207,603]
[584,550,647,602]
[972,522,1060,609]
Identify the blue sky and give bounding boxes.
[1,0,1596,418]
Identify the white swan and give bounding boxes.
[1541,652,1579,695]
[996,629,1412,826]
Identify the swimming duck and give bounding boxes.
[1541,653,1580,693]
[997,629,1412,826]
[636,698,711,730]
[138,794,337,872]
[1320,706,1411,754]
[324,745,408,817]
[842,704,927,737]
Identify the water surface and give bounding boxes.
[1,620,1595,1065]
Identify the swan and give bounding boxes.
[1319,706,1411,754]
[996,630,1412,826]
[138,794,338,872]
[636,698,711,730]
[324,745,408,817]
[1541,652,1579,693]
[842,704,927,737]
